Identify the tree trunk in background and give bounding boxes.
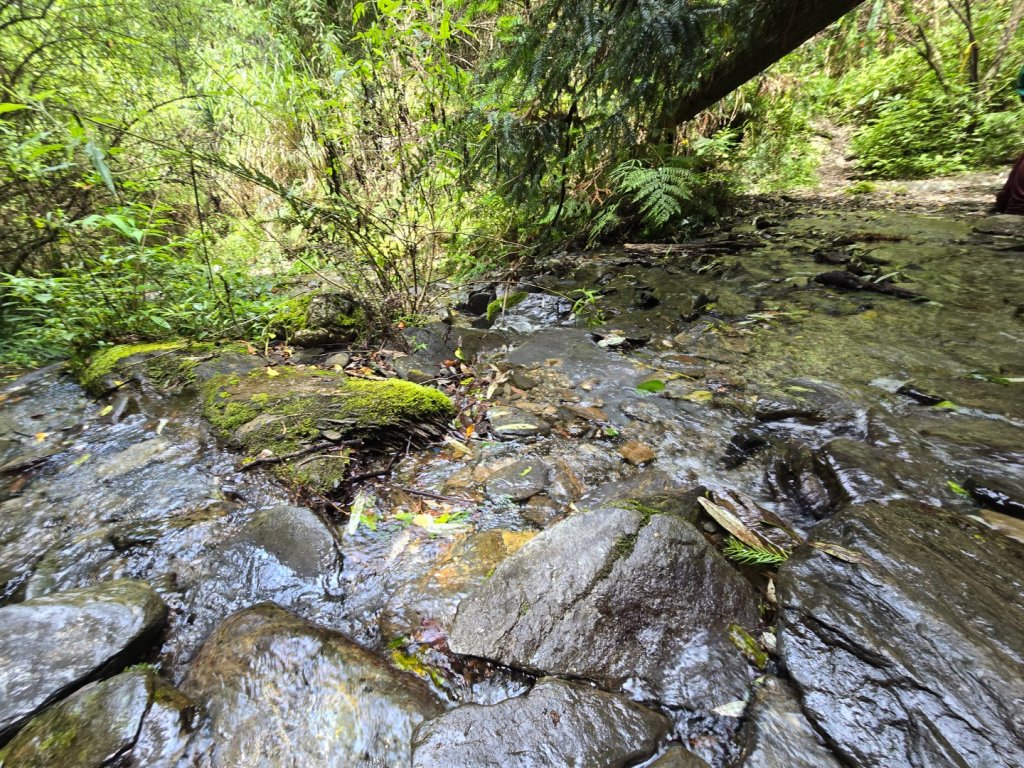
[667,0,867,127]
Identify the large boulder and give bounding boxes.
[778,501,1024,767]
[411,678,668,768]
[181,603,443,767]
[0,666,194,767]
[0,580,166,742]
[448,504,760,709]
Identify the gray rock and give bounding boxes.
[0,667,194,767]
[483,460,550,502]
[649,746,711,767]
[293,292,363,346]
[778,502,1024,767]
[736,677,841,768]
[324,352,351,368]
[486,406,551,438]
[181,603,443,768]
[766,440,844,521]
[973,214,1024,237]
[449,506,759,709]
[411,678,668,768]
[490,293,573,333]
[235,505,337,579]
[0,580,167,741]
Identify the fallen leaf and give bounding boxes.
[683,390,714,404]
[99,405,114,417]
[155,418,168,435]
[810,541,862,563]
[265,367,280,377]
[34,432,49,442]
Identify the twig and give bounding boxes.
[239,439,361,471]
[394,487,476,505]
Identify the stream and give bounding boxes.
[1,204,1023,767]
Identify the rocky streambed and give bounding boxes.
[0,206,1023,767]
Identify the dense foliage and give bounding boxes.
[0,0,1021,368]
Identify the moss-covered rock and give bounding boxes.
[291,291,368,347]
[486,291,529,323]
[76,341,254,396]
[201,367,454,494]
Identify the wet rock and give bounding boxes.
[576,470,679,511]
[411,678,668,768]
[973,214,1024,237]
[486,406,551,438]
[778,502,1024,768]
[381,529,535,641]
[521,496,562,527]
[0,666,194,767]
[182,603,443,768]
[483,460,550,502]
[736,677,841,768]
[649,746,711,767]
[675,291,714,322]
[722,429,769,468]
[234,505,338,579]
[490,293,573,332]
[766,441,845,520]
[393,322,460,383]
[0,580,167,741]
[964,473,1024,519]
[618,440,656,466]
[815,437,902,504]
[462,289,495,316]
[449,505,759,709]
[753,379,854,424]
[93,438,174,480]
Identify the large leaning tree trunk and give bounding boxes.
[667,0,867,126]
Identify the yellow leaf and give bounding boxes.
[683,390,714,404]
[99,405,114,417]
[265,367,279,377]
[34,432,49,442]
[412,513,435,529]
[72,453,91,466]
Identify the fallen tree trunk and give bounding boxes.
[667,0,867,126]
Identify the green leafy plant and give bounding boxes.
[722,537,790,566]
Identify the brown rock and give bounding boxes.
[619,441,657,466]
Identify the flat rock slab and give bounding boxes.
[449,506,759,709]
[778,501,1024,767]
[483,460,550,501]
[411,678,668,768]
[486,406,551,438]
[0,580,166,742]
[181,603,443,767]
[736,677,841,768]
[0,667,194,767]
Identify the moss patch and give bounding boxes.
[77,341,186,394]
[486,291,529,323]
[202,368,454,494]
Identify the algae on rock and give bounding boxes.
[202,367,454,494]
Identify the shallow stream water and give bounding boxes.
[1,206,1022,765]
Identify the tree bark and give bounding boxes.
[666,0,867,127]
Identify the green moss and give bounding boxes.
[77,341,185,394]
[201,368,454,495]
[728,623,769,669]
[486,291,528,323]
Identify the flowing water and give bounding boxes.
[1,206,1022,765]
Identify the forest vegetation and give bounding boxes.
[1,0,1022,369]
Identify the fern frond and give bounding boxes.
[722,536,790,566]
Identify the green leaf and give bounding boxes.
[947,480,971,498]
[84,141,117,196]
[0,103,28,115]
[150,316,172,330]
[636,379,665,393]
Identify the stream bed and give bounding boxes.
[1,205,1023,767]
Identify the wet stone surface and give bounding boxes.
[778,502,1024,768]
[0,580,166,741]
[1,205,1023,765]
[411,678,668,768]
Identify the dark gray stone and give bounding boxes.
[0,580,167,742]
[736,677,841,768]
[235,505,338,578]
[0,667,194,767]
[449,506,759,709]
[483,460,550,502]
[182,603,442,768]
[411,678,668,768]
[778,502,1024,768]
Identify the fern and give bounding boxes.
[610,159,697,231]
[722,537,790,566]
